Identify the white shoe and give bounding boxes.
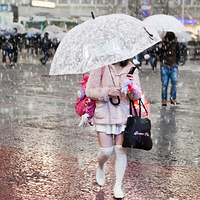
[114,184,124,198]
[96,164,105,186]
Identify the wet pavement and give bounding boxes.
[0,57,200,199]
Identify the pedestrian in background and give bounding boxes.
[40,32,52,65]
[135,52,143,70]
[9,28,21,66]
[2,34,13,67]
[33,33,41,55]
[86,59,141,198]
[147,43,159,72]
[158,31,181,106]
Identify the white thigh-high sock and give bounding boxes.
[97,146,113,169]
[96,146,113,186]
[115,145,127,186]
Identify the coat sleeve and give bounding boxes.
[86,68,110,102]
[127,68,141,101]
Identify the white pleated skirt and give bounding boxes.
[93,124,126,135]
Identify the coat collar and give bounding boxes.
[108,61,135,76]
[107,61,136,87]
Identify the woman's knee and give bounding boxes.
[115,145,126,155]
[99,146,113,157]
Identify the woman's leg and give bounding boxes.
[161,66,170,102]
[113,132,127,198]
[170,66,178,101]
[96,132,113,186]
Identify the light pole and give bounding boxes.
[126,0,128,15]
[182,0,184,24]
[95,0,97,16]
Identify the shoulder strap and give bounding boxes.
[101,66,105,76]
[100,66,105,83]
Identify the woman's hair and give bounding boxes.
[120,59,129,67]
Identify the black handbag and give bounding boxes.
[122,99,153,150]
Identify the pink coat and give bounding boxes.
[86,62,141,125]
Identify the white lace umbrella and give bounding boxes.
[143,14,186,32]
[43,25,63,34]
[50,14,161,75]
[10,23,26,34]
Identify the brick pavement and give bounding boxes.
[0,147,199,200]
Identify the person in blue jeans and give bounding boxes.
[147,43,159,72]
[157,32,180,106]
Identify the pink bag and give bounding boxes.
[75,67,105,125]
[75,94,96,120]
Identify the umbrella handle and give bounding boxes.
[109,96,120,106]
[91,12,95,19]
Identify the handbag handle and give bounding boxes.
[130,99,149,118]
[108,66,121,106]
[109,96,120,105]
[108,65,136,106]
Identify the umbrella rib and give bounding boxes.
[143,27,154,40]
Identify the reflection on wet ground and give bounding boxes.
[0,147,199,200]
[0,61,200,199]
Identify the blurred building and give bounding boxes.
[0,4,18,26]
[0,0,200,34]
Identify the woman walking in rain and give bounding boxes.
[86,59,141,198]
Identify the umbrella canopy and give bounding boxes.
[43,25,63,34]
[50,14,161,75]
[185,31,198,40]
[0,26,15,35]
[56,32,67,42]
[27,27,42,34]
[175,31,192,43]
[27,28,42,38]
[61,28,68,32]
[9,23,26,34]
[41,31,56,39]
[143,14,186,32]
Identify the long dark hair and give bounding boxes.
[120,59,129,67]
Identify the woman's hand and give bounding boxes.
[108,87,121,97]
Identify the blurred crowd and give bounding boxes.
[0,26,190,70]
[0,29,60,67]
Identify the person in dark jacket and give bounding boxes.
[40,32,52,65]
[9,28,22,66]
[2,34,13,67]
[157,31,181,106]
[33,33,41,55]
